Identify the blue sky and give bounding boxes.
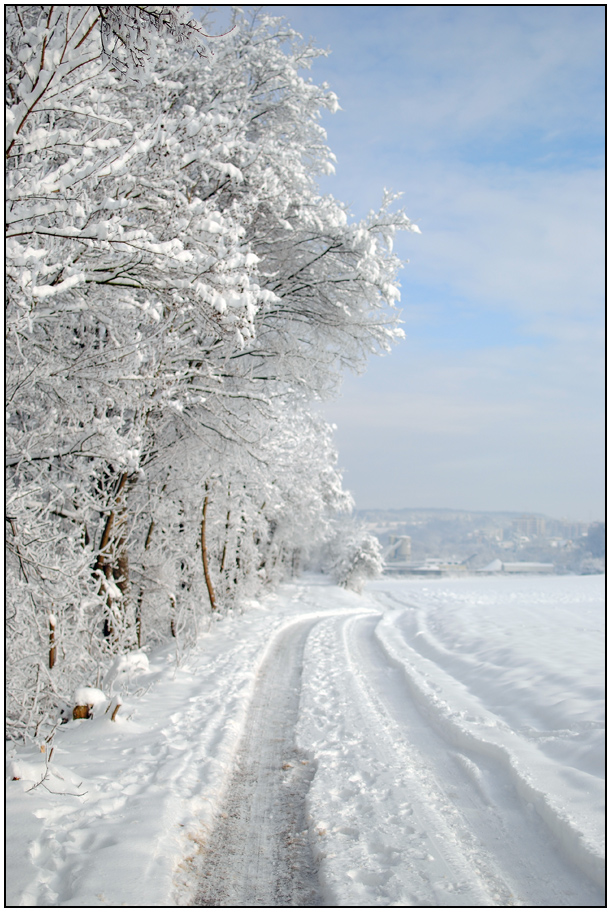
[200,6,604,520]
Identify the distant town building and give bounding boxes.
[384,555,470,577]
[546,519,590,541]
[511,515,546,539]
[479,560,554,575]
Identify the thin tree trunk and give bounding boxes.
[7,516,29,583]
[136,518,155,648]
[292,547,301,578]
[143,518,155,551]
[49,616,56,670]
[219,484,231,574]
[93,472,128,577]
[113,531,130,597]
[234,512,246,587]
[103,564,115,641]
[170,594,177,637]
[234,535,241,588]
[201,487,217,612]
[94,472,129,641]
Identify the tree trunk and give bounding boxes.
[93,472,128,577]
[48,616,56,669]
[291,547,301,578]
[136,517,155,648]
[143,518,155,551]
[113,534,130,597]
[219,485,231,574]
[112,475,130,598]
[94,472,129,642]
[201,487,217,612]
[170,594,177,637]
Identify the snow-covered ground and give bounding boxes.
[6,574,604,907]
[298,575,605,907]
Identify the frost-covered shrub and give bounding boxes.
[324,521,384,593]
[579,555,605,575]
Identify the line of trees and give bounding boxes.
[6,6,418,742]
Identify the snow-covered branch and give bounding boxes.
[6,7,417,743]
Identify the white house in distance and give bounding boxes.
[479,559,555,575]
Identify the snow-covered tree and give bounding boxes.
[6,7,418,742]
[323,520,385,593]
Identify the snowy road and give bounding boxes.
[194,618,323,907]
[6,576,604,907]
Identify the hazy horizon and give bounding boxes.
[354,504,603,523]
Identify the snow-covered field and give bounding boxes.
[6,574,604,907]
[298,575,605,907]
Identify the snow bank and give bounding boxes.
[103,651,149,693]
[73,687,107,708]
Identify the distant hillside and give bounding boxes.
[355,508,602,574]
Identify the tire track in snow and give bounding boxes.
[345,613,604,907]
[193,617,324,908]
[303,613,498,906]
[369,589,605,896]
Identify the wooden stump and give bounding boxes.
[72,704,92,720]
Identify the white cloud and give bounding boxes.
[389,162,605,361]
[301,5,604,154]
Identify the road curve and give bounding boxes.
[192,606,603,907]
